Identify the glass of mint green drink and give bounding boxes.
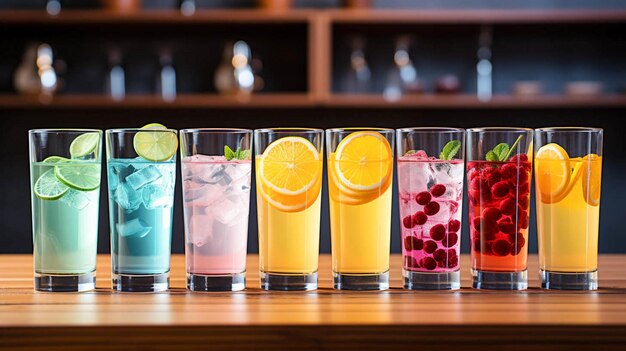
[106,125,177,292]
[29,129,102,292]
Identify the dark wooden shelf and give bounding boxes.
[1,9,626,26]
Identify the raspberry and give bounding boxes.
[518,196,530,210]
[415,191,432,205]
[404,236,423,251]
[517,169,529,184]
[482,207,502,223]
[442,232,458,248]
[403,215,415,229]
[498,222,516,235]
[499,198,516,216]
[498,216,512,224]
[518,182,530,197]
[492,239,511,256]
[420,257,437,270]
[412,211,428,225]
[433,248,447,262]
[468,169,480,181]
[470,177,488,192]
[448,219,461,233]
[430,184,446,197]
[518,211,529,229]
[423,240,438,254]
[447,248,457,257]
[448,255,459,268]
[491,181,510,198]
[472,238,481,252]
[404,256,419,269]
[484,167,502,185]
[510,236,525,256]
[429,224,446,241]
[468,189,481,204]
[500,163,518,180]
[424,202,440,216]
[472,216,483,231]
[509,154,529,164]
[482,241,494,255]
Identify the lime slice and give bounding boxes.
[34,169,69,200]
[43,156,69,163]
[133,124,177,162]
[69,133,100,159]
[54,164,101,191]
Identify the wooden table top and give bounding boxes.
[1,254,625,350]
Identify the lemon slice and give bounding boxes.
[333,131,392,192]
[535,143,573,203]
[582,154,602,206]
[133,124,178,162]
[69,132,100,159]
[258,137,321,196]
[34,169,69,200]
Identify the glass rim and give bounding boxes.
[396,127,464,133]
[254,127,323,134]
[180,128,252,134]
[29,128,102,134]
[325,127,395,134]
[466,127,533,132]
[534,126,603,133]
[106,128,177,134]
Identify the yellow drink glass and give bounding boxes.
[254,128,323,291]
[326,128,395,290]
[535,127,603,290]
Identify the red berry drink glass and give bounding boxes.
[466,127,533,290]
[396,128,465,290]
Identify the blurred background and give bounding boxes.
[0,0,624,255]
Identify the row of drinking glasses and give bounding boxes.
[28,127,602,292]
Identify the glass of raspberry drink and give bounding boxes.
[396,128,465,290]
[466,127,533,290]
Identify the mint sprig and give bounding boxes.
[485,135,523,162]
[439,140,461,160]
[224,145,251,161]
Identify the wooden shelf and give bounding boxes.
[1,9,626,26]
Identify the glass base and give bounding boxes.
[334,271,389,291]
[403,269,460,290]
[113,272,169,292]
[260,271,317,291]
[541,270,598,290]
[34,271,95,292]
[472,269,527,290]
[187,272,246,292]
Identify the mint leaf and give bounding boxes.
[405,150,417,155]
[486,150,498,162]
[503,135,523,161]
[238,149,251,160]
[224,145,236,160]
[439,140,461,160]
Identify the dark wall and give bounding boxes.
[1,108,624,255]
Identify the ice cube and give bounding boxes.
[189,213,213,247]
[60,189,90,210]
[197,164,229,184]
[116,218,152,238]
[184,182,223,206]
[125,165,162,190]
[142,184,173,209]
[131,157,151,169]
[114,182,142,211]
[213,197,241,224]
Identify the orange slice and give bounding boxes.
[535,143,573,203]
[333,131,392,192]
[582,154,602,206]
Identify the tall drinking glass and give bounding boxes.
[467,127,533,290]
[254,128,323,291]
[29,129,102,292]
[326,128,395,290]
[396,128,465,290]
[535,127,603,290]
[180,129,252,292]
[106,128,178,292]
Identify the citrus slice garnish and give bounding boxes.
[258,137,321,196]
[54,164,101,191]
[535,143,572,203]
[333,131,392,192]
[582,154,602,206]
[133,124,178,162]
[34,169,69,200]
[43,156,69,163]
[69,132,100,159]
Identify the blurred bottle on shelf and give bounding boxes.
[383,35,421,102]
[107,48,125,101]
[343,0,372,9]
[215,40,262,98]
[102,0,142,14]
[180,0,195,16]
[157,50,177,102]
[46,0,61,15]
[435,74,461,94]
[344,36,371,93]
[14,42,59,97]
[476,25,493,102]
[513,81,543,96]
[258,0,294,11]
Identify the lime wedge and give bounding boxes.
[70,132,100,159]
[34,169,69,200]
[133,124,177,162]
[43,156,69,163]
[54,164,101,191]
